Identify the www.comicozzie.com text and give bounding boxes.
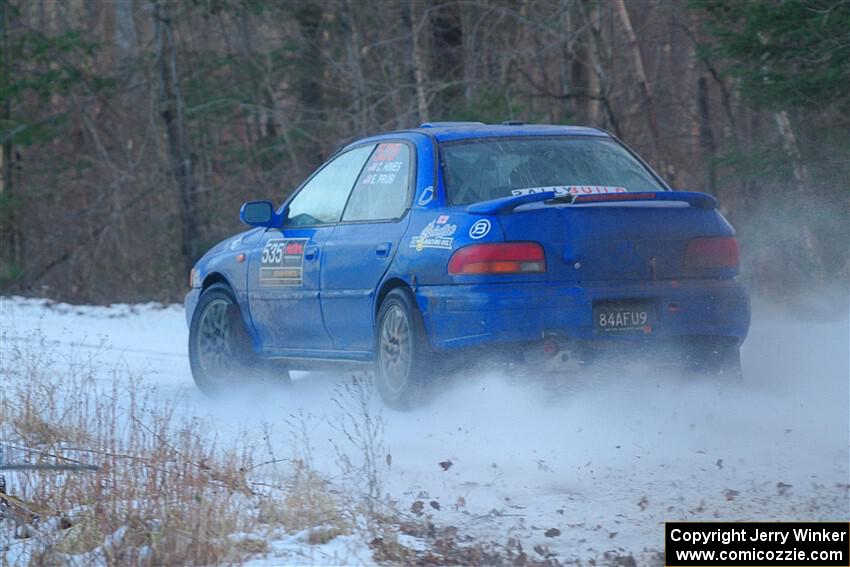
[669,526,847,546]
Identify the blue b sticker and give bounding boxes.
[469,219,491,239]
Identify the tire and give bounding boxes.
[374,288,432,409]
[189,283,290,396]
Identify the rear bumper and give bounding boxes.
[416,278,750,350]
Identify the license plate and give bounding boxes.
[593,301,655,333]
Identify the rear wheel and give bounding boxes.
[375,289,431,409]
[189,283,290,396]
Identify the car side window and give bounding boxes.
[284,145,375,226]
[342,142,411,222]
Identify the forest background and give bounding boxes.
[1,0,847,304]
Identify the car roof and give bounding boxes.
[346,123,609,148]
[410,122,609,142]
[337,123,614,157]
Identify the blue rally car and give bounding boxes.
[185,122,749,407]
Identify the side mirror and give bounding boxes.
[239,200,282,228]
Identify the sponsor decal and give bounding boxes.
[284,241,304,256]
[418,185,434,206]
[409,218,457,251]
[229,236,243,250]
[511,185,627,197]
[436,215,449,224]
[469,219,491,239]
[259,238,307,286]
[373,142,402,161]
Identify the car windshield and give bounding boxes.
[440,136,666,205]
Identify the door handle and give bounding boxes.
[375,243,392,258]
[304,245,320,261]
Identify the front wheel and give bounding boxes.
[374,289,432,409]
[189,283,290,396]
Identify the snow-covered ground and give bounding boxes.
[1,295,848,564]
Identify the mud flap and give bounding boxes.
[227,303,291,385]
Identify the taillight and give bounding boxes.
[684,237,739,271]
[448,242,546,275]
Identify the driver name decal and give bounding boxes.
[259,238,307,286]
[360,143,404,186]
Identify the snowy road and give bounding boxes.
[1,295,848,564]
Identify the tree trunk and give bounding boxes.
[293,2,324,158]
[773,110,811,194]
[409,0,429,124]
[0,0,22,282]
[697,76,717,195]
[460,2,477,103]
[114,0,137,65]
[581,0,621,135]
[567,0,601,125]
[344,0,368,136]
[613,0,661,157]
[153,0,198,275]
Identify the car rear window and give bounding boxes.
[440,136,665,205]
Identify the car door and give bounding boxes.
[321,141,415,351]
[246,145,375,353]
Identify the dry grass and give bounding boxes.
[0,328,574,566]
[258,461,345,534]
[0,330,350,566]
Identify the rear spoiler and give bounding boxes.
[467,191,718,214]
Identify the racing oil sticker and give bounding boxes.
[259,238,307,286]
[409,218,457,251]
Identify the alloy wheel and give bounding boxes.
[196,298,234,383]
[379,304,412,394]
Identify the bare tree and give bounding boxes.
[154,0,198,275]
[613,0,661,161]
[409,0,430,123]
[2,0,844,301]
